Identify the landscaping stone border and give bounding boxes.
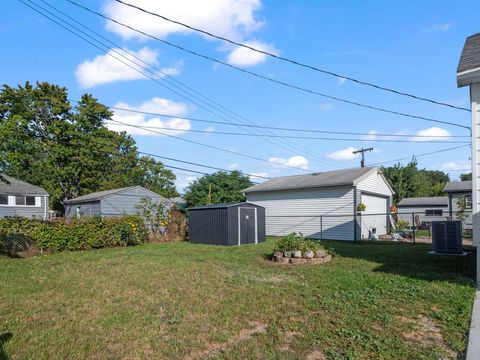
[272,251,332,265]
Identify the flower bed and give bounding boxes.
[271,232,332,265]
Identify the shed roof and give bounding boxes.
[243,167,377,194]
[189,202,263,210]
[458,33,480,74]
[64,186,163,204]
[0,174,49,196]
[397,197,448,207]
[444,180,472,193]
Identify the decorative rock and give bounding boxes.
[307,257,323,264]
[284,251,292,258]
[274,251,283,258]
[274,255,289,264]
[315,250,326,258]
[304,250,314,259]
[289,258,308,265]
[293,250,302,258]
[323,255,332,263]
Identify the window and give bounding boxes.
[425,209,443,216]
[0,195,7,205]
[15,196,37,206]
[465,195,472,209]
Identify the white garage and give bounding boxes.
[244,167,394,241]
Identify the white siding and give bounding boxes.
[356,170,393,197]
[472,83,480,246]
[246,186,355,241]
[450,193,473,229]
[101,187,165,217]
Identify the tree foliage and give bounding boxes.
[460,172,472,181]
[184,171,253,207]
[0,82,178,211]
[381,159,449,203]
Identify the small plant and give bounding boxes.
[396,219,409,232]
[274,232,326,253]
[390,205,397,214]
[356,203,366,212]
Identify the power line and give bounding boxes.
[110,0,470,112]
[85,102,468,138]
[27,0,341,168]
[65,0,471,132]
[369,144,470,166]
[104,121,470,144]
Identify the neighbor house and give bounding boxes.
[444,180,472,227]
[457,32,480,285]
[64,186,167,218]
[243,166,394,241]
[397,196,449,224]
[0,174,49,219]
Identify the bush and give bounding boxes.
[274,232,326,253]
[0,215,148,255]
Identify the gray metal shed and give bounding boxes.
[188,202,266,246]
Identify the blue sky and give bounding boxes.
[1,0,477,192]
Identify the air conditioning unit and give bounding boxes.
[431,221,462,254]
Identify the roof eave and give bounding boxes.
[457,67,480,87]
[244,182,355,194]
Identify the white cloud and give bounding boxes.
[227,40,278,67]
[318,103,335,111]
[326,147,358,161]
[249,172,269,180]
[75,47,181,88]
[175,174,200,192]
[204,126,215,133]
[227,163,239,170]
[441,160,471,171]
[107,97,191,136]
[268,155,309,170]
[337,77,347,86]
[410,127,452,142]
[361,129,378,141]
[103,0,264,41]
[422,23,452,33]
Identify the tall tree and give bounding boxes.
[461,172,472,181]
[0,82,177,210]
[184,171,253,207]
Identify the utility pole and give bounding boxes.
[353,147,373,167]
[207,184,212,204]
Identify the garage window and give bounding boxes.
[425,209,443,216]
[0,195,7,205]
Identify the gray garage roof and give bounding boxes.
[64,186,155,204]
[458,32,480,73]
[243,167,376,194]
[189,202,264,210]
[397,197,448,207]
[0,174,49,196]
[444,180,472,193]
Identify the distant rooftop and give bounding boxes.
[397,197,448,207]
[0,174,48,196]
[444,180,472,193]
[64,186,164,204]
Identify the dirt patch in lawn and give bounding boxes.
[306,350,327,360]
[399,315,456,358]
[279,331,299,352]
[185,321,268,359]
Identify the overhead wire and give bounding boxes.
[109,0,470,112]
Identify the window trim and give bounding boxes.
[425,209,443,216]
[0,195,41,207]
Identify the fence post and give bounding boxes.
[320,216,323,240]
[411,212,416,244]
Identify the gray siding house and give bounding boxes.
[0,174,49,219]
[243,167,394,241]
[64,186,167,218]
[397,197,449,224]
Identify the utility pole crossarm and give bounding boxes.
[353,147,374,167]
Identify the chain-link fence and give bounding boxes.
[266,210,473,245]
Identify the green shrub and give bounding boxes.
[0,215,148,255]
[274,232,327,253]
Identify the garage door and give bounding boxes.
[360,194,388,239]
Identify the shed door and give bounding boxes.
[239,207,257,245]
[360,194,388,238]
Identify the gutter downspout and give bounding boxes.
[353,186,358,241]
[44,195,48,220]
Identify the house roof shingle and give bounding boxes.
[63,186,153,204]
[397,196,448,207]
[458,32,480,74]
[243,167,377,194]
[443,180,472,193]
[0,174,49,196]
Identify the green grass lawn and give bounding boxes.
[0,239,476,359]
